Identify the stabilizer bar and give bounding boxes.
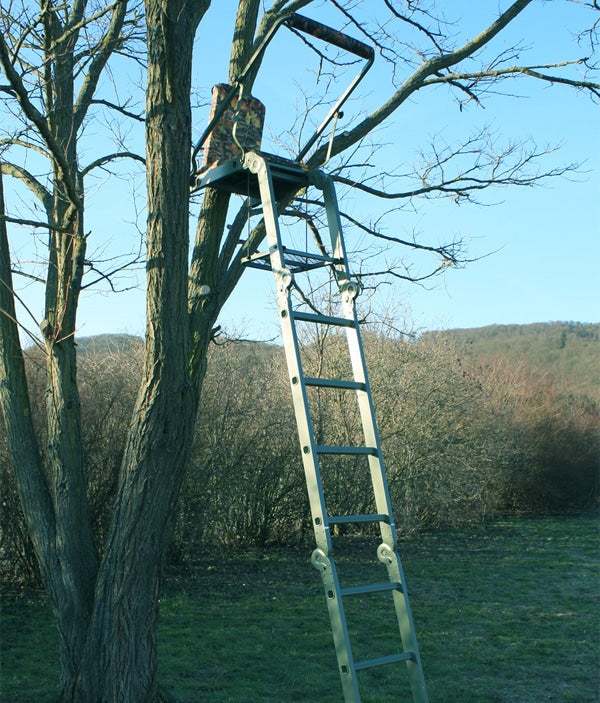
[285,13,374,61]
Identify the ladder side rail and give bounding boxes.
[378,546,430,703]
[245,152,331,554]
[310,171,353,287]
[312,549,362,703]
[316,172,430,702]
[314,172,398,543]
[347,323,398,545]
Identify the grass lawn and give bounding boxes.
[1,515,598,702]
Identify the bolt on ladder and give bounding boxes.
[231,151,428,703]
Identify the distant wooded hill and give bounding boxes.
[74,321,599,402]
[76,333,143,355]
[424,322,599,402]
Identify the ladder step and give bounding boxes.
[241,250,272,270]
[340,581,402,597]
[328,513,390,525]
[354,652,415,671]
[293,310,355,328]
[282,247,340,266]
[242,248,271,263]
[315,445,377,456]
[304,377,366,391]
[242,246,341,272]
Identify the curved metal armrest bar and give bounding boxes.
[287,13,374,164]
[191,12,374,170]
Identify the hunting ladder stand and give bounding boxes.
[192,13,428,703]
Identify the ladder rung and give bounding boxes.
[304,377,366,391]
[340,581,402,597]
[241,254,271,270]
[293,311,355,328]
[243,247,341,271]
[282,247,339,265]
[328,513,389,525]
[315,445,377,456]
[354,652,415,671]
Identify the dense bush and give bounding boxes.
[2,326,598,589]
[172,341,307,558]
[367,331,509,531]
[481,358,600,514]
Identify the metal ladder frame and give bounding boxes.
[241,151,429,703]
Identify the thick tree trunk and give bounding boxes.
[43,210,99,694]
[64,1,206,699]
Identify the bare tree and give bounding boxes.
[0,0,598,700]
[0,0,146,698]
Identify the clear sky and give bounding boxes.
[214,0,600,339]
[7,1,600,340]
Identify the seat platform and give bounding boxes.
[192,151,312,201]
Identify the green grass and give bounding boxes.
[1,516,598,702]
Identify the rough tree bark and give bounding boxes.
[69,1,209,699]
[0,0,209,699]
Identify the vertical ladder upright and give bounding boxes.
[240,151,429,703]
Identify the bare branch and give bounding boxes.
[81,151,145,178]
[0,31,81,208]
[0,214,70,232]
[0,135,50,159]
[383,0,446,54]
[288,193,465,268]
[424,61,600,100]
[337,208,463,265]
[74,0,129,131]
[332,134,578,207]
[309,0,568,165]
[359,260,456,285]
[0,161,52,213]
[89,98,145,122]
[81,254,144,291]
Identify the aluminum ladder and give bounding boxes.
[197,150,428,703]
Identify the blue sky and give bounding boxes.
[7,1,599,340]
[199,1,599,339]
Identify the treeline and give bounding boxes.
[1,326,598,588]
[430,321,600,402]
